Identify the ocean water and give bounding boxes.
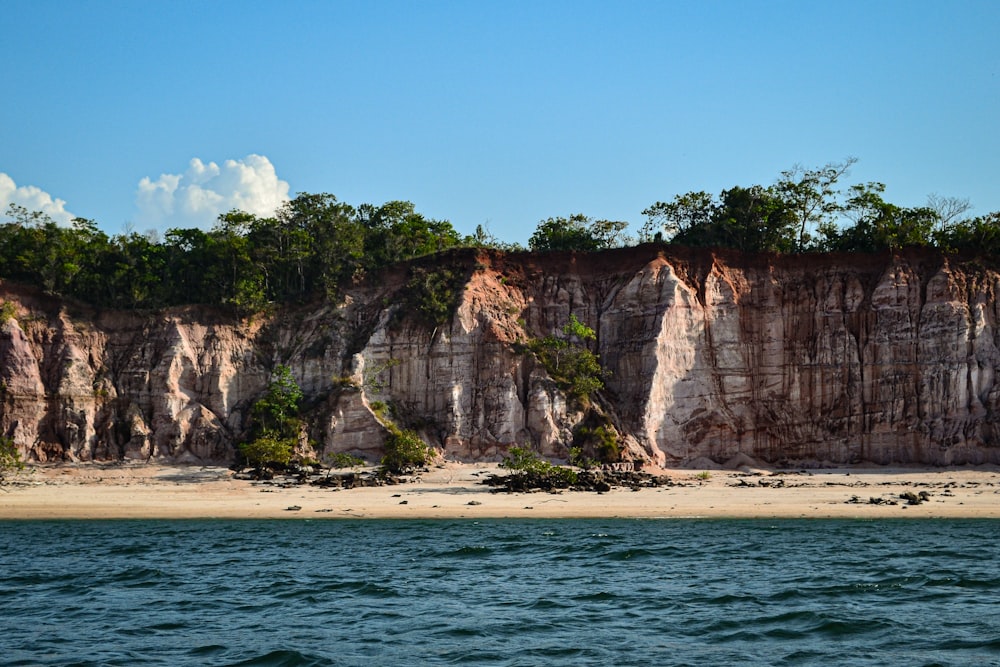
[2,519,999,666]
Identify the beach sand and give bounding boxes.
[2,462,1000,520]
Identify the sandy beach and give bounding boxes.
[2,462,999,520]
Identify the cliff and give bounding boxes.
[3,246,1000,467]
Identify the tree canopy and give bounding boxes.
[2,164,999,315]
[528,214,629,252]
[642,159,999,255]
[0,194,465,313]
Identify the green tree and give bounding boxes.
[327,452,366,469]
[644,186,798,253]
[0,436,25,483]
[775,157,857,251]
[62,218,113,302]
[717,185,798,253]
[936,211,1000,254]
[212,211,269,313]
[239,365,303,471]
[104,231,169,308]
[0,300,16,323]
[236,193,360,304]
[402,266,465,328]
[573,422,620,464]
[0,206,67,294]
[501,445,554,475]
[251,364,303,436]
[283,193,364,294]
[380,426,432,475]
[526,314,605,403]
[161,228,222,305]
[238,432,294,470]
[246,211,311,302]
[359,200,460,270]
[528,214,628,252]
[820,183,939,252]
[365,393,433,475]
[640,192,716,243]
[589,217,630,248]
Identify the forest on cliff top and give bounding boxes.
[2,159,998,314]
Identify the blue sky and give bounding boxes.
[1,0,997,243]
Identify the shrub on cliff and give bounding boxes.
[0,436,25,483]
[380,426,432,475]
[392,265,467,330]
[369,397,433,475]
[0,301,16,324]
[524,314,605,404]
[573,423,621,464]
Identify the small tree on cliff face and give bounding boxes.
[239,365,303,471]
[525,314,605,405]
[251,364,303,435]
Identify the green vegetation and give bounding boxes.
[643,186,799,253]
[238,364,303,471]
[500,445,578,486]
[568,447,597,470]
[250,365,303,435]
[500,445,577,490]
[696,471,712,481]
[525,314,605,404]
[573,423,620,464]
[467,223,525,252]
[326,452,366,469]
[367,398,433,475]
[640,158,1000,255]
[528,214,629,252]
[0,196,465,313]
[401,266,466,328]
[362,359,400,393]
[0,301,16,324]
[0,436,25,483]
[501,445,554,475]
[238,432,295,470]
[380,424,432,475]
[3,163,999,318]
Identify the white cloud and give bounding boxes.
[0,173,76,225]
[136,154,290,229]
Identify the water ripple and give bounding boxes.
[3,518,1000,666]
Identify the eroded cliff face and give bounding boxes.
[3,247,1000,466]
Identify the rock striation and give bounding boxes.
[3,246,1000,466]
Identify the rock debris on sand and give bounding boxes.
[2,463,999,520]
